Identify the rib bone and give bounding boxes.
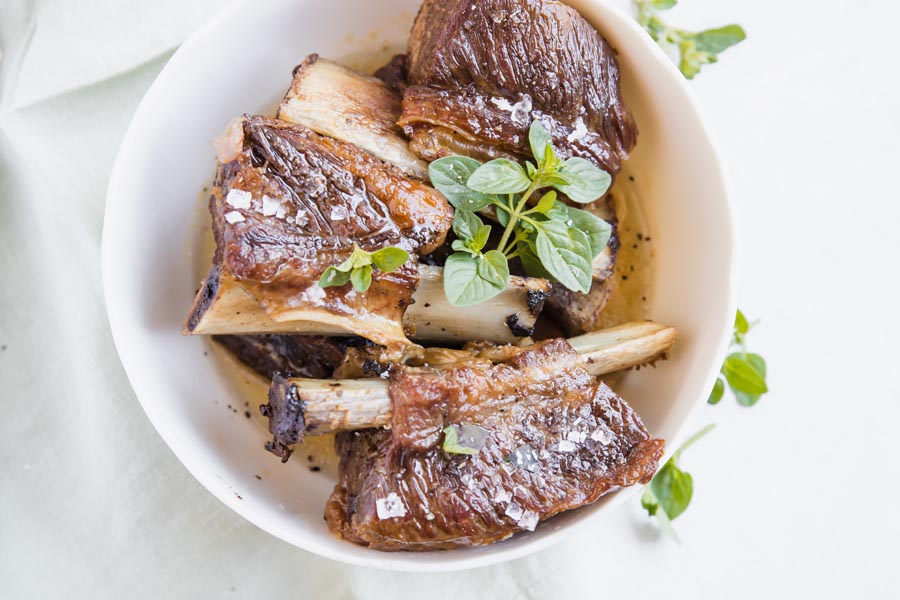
[261,321,676,458]
[278,55,429,180]
[185,265,549,344]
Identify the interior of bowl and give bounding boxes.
[103,0,736,571]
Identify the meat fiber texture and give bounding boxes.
[207,115,451,345]
[213,334,354,379]
[325,339,663,550]
[400,0,637,176]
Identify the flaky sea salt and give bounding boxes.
[224,211,245,224]
[261,195,283,217]
[510,94,532,126]
[591,428,613,445]
[518,510,539,531]
[566,117,588,142]
[225,189,251,209]
[557,440,577,453]
[330,206,349,221]
[505,503,524,522]
[566,431,587,443]
[490,96,514,111]
[375,493,407,519]
[493,489,512,504]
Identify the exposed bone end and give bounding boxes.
[262,321,679,460]
[260,373,306,463]
[212,116,244,164]
[184,266,410,345]
[278,54,429,180]
[572,321,678,376]
[260,376,392,456]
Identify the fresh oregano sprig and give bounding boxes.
[641,423,715,543]
[635,0,746,79]
[319,243,409,293]
[708,309,769,406]
[644,310,769,541]
[429,120,613,306]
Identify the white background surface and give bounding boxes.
[1,0,898,598]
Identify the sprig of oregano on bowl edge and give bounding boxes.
[635,0,746,79]
[319,243,409,293]
[428,120,613,306]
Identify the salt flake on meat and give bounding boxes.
[505,503,524,522]
[491,96,515,111]
[224,211,245,224]
[376,493,408,519]
[330,206,349,221]
[519,510,539,531]
[566,117,588,142]
[557,440,577,453]
[225,189,251,209]
[510,95,532,126]
[261,195,283,217]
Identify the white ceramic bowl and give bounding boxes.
[103,0,736,571]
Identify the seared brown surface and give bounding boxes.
[374,54,409,93]
[400,0,637,175]
[213,334,353,379]
[193,115,455,345]
[325,339,663,550]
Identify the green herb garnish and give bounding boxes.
[442,424,489,455]
[429,120,613,306]
[708,309,769,406]
[642,423,715,542]
[318,243,409,293]
[635,0,746,79]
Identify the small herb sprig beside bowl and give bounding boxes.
[643,310,770,541]
[429,120,613,306]
[635,0,746,79]
[708,309,768,406]
[641,423,714,543]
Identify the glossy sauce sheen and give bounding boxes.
[400,0,637,175]
[210,116,452,341]
[326,339,663,549]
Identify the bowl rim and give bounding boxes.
[102,0,738,572]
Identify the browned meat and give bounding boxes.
[189,115,454,345]
[324,339,663,550]
[259,322,676,462]
[399,0,637,176]
[545,196,621,335]
[213,334,356,379]
[374,54,409,93]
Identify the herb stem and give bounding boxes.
[673,423,715,460]
[496,185,538,254]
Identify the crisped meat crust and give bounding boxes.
[208,115,453,345]
[213,334,353,379]
[401,0,637,175]
[374,54,409,93]
[325,339,663,550]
